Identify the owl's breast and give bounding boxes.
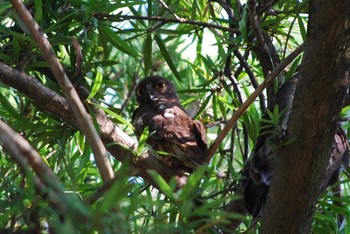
[161,106,176,120]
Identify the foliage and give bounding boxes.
[0,0,349,233]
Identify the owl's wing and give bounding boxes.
[150,104,208,168]
[132,104,155,137]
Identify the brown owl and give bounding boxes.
[132,76,208,172]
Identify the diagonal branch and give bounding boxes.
[157,0,181,20]
[11,0,114,182]
[0,119,68,213]
[208,43,304,159]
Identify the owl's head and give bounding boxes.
[135,76,179,104]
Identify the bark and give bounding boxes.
[262,1,350,233]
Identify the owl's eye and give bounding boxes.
[137,87,145,96]
[155,81,166,89]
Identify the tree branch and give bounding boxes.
[0,119,69,214]
[0,62,188,188]
[247,0,281,107]
[11,0,114,182]
[157,0,181,20]
[208,43,304,159]
[96,14,240,34]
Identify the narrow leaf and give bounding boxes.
[297,15,307,41]
[147,170,177,202]
[143,33,152,76]
[137,126,150,154]
[154,34,181,81]
[98,25,138,57]
[87,69,103,100]
[87,101,133,129]
[194,94,211,119]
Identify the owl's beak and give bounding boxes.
[145,84,159,102]
[147,93,158,102]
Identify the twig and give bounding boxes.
[219,0,251,163]
[247,0,280,82]
[248,0,265,47]
[11,0,114,182]
[157,0,181,20]
[233,49,267,113]
[96,14,240,34]
[208,43,305,159]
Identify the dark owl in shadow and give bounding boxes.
[132,76,208,172]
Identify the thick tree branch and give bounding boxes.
[11,0,114,182]
[0,62,188,188]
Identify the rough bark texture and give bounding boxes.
[262,1,350,233]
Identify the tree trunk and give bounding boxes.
[262,1,350,233]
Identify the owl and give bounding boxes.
[244,75,349,217]
[132,76,208,172]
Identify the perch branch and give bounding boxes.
[0,62,189,188]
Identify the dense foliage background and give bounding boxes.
[0,0,349,233]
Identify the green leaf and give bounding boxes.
[34,0,43,23]
[87,101,133,129]
[98,25,138,57]
[97,166,130,213]
[217,95,236,110]
[194,94,212,119]
[147,170,177,202]
[137,126,150,154]
[238,6,248,40]
[95,60,119,66]
[179,165,206,201]
[297,15,307,41]
[154,34,181,81]
[281,136,298,147]
[143,33,152,76]
[0,2,11,14]
[273,105,280,123]
[0,93,23,122]
[87,69,103,101]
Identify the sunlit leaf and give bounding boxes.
[143,33,152,76]
[154,34,181,81]
[87,69,103,100]
[98,25,139,57]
